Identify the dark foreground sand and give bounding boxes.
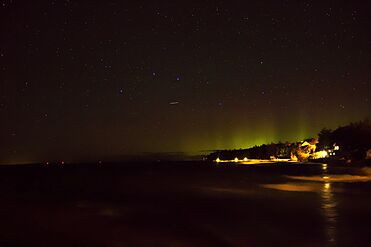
[0,162,371,247]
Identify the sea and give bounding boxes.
[0,161,371,247]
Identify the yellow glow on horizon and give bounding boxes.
[216,157,221,163]
[234,157,239,162]
[243,157,248,161]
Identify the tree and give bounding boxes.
[317,128,333,150]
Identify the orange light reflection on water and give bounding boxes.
[321,182,337,244]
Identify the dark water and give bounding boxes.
[0,162,371,247]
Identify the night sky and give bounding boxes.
[0,1,370,164]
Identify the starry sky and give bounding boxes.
[0,0,370,164]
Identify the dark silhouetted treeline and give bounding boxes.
[207,142,294,161]
[317,119,371,160]
[207,119,371,162]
